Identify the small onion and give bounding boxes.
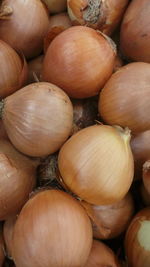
[44,12,72,53]
[0,40,28,98]
[125,207,150,267]
[4,217,17,259]
[42,26,116,98]
[58,124,134,205]
[67,0,129,36]
[0,0,50,59]
[42,0,67,14]
[12,189,92,267]
[120,0,150,62]
[81,192,134,239]
[0,82,73,157]
[143,160,150,195]
[99,62,150,134]
[27,55,44,84]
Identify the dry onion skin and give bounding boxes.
[0,0,50,59]
[42,0,67,14]
[0,40,28,98]
[99,62,150,134]
[67,0,129,36]
[125,207,150,267]
[27,55,44,84]
[58,124,134,205]
[4,216,17,259]
[0,82,73,157]
[42,26,116,99]
[12,189,92,267]
[120,0,150,62]
[81,192,134,239]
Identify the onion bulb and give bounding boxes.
[81,192,134,239]
[120,0,150,62]
[58,124,134,205]
[0,82,73,157]
[0,0,50,59]
[125,207,150,267]
[67,0,129,36]
[99,62,150,134]
[4,216,17,259]
[27,55,44,84]
[12,189,92,267]
[42,0,67,14]
[42,26,116,98]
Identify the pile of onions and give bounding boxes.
[0,40,27,98]
[44,12,72,53]
[0,0,50,59]
[27,55,44,84]
[58,124,134,205]
[120,0,150,62]
[12,189,92,267]
[67,0,129,36]
[81,192,134,239]
[0,139,37,220]
[42,0,67,14]
[42,26,116,98]
[4,216,17,259]
[99,62,150,134]
[0,82,73,157]
[125,207,150,267]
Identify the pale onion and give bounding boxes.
[120,0,150,62]
[0,0,50,59]
[67,0,129,36]
[0,139,37,220]
[81,192,134,239]
[4,216,17,259]
[58,124,134,205]
[0,82,73,157]
[0,40,28,98]
[0,225,5,266]
[42,0,67,14]
[12,189,92,267]
[27,55,44,84]
[140,184,150,207]
[99,62,150,134]
[44,12,72,53]
[113,54,124,73]
[42,26,116,98]
[85,240,121,267]
[125,207,150,267]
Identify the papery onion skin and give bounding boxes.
[12,189,92,267]
[58,124,134,205]
[0,0,50,59]
[42,26,116,99]
[120,0,150,62]
[42,0,67,14]
[125,207,150,267]
[1,82,73,157]
[4,216,17,259]
[99,62,150,134]
[27,55,44,84]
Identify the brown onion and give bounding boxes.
[42,0,67,14]
[125,207,150,267]
[82,192,134,239]
[42,26,116,98]
[4,217,17,259]
[44,12,72,53]
[0,0,50,59]
[99,62,150,134]
[85,240,121,267]
[120,0,150,62]
[0,82,73,157]
[12,189,92,267]
[143,160,150,195]
[27,55,44,84]
[0,40,27,98]
[58,124,134,205]
[67,0,129,36]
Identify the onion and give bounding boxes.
[140,184,150,206]
[42,0,67,14]
[81,192,134,239]
[42,26,116,98]
[125,207,150,267]
[67,0,129,36]
[120,0,150,62]
[99,62,150,134]
[0,40,28,98]
[0,225,5,266]
[4,217,17,259]
[0,0,50,59]
[44,12,72,53]
[58,124,134,205]
[12,189,92,267]
[27,55,44,84]
[0,82,73,157]
[85,240,121,267]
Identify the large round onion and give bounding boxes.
[42,26,116,98]
[58,124,134,205]
[120,0,150,62]
[99,62,150,134]
[12,189,92,267]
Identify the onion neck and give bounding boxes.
[0,3,13,19]
[0,100,4,119]
[114,126,131,143]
